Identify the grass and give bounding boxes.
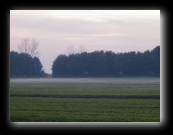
[10,78,160,122]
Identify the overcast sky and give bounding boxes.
[10,10,160,74]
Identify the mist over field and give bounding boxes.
[10,77,160,84]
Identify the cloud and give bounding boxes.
[11,12,159,40]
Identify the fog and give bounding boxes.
[10,78,160,85]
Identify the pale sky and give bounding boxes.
[10,10,160,74]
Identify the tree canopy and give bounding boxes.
[10,51,46,78]
[52,46,160,77]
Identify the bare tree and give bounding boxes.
[78,45,85,54]
[67,45,75,55]
[18,38,39,57]
[17,38,30,54]
[66,45,86,55]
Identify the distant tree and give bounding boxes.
[52,55,68,77]
[17,38,39,57]
[52,46,160,77]
[150,46,160,76]
[10,51,45,78]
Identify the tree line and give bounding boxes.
[52,46,160,77]
[10,45,160,78]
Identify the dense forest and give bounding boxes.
[10,51,46,77]
[52,46,160,77]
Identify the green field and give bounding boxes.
[10,78,160,122]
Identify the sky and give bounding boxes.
[10,10,160,74]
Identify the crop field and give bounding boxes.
[10,78,160,122]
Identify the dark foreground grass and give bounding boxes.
[10,78,160,122]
